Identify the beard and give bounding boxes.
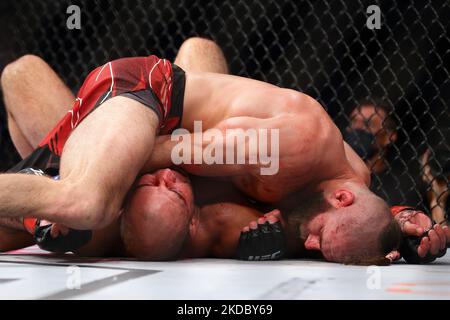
[277,191,332,258]
[282,191,331,242]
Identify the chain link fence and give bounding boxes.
[0,0,449,216]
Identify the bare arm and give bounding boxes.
[184,202,262,258]
[144,116,279,177]
[0,98,160,231]
[0,227,34,252]
[0,217,26,231]
[0,215,34,252]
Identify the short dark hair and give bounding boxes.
[355,98,397,132]
[343,218,402,266]
[378,218,403,255]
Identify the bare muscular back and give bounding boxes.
[146,72,364,202]
[182,72,281,130]
[177,72,354,201]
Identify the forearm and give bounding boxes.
[142,135,175,172]
[0,212,33,252]
[202,203,262,258]
[0,217,26,232]
[143,124,269,176]
[0,226,34,252]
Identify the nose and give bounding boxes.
[159,169,177,183]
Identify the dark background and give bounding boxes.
[0,0,448,209]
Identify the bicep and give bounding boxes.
[145,116,281,176]
[182,117,277,176]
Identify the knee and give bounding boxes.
[178,37,221,56]
[177,37,228,74]
[1,55,45,89]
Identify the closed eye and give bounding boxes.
[170,188,185,202]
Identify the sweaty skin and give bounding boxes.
[0,36,371,234]
[120,169,267,260]
[0,49,275,259]
[147,72,355,202]
[48,169,269,259]
[1,38,447,262]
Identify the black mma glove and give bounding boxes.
[236,221,287,261]
[392,205,448,264]
[18,167,92,253]
[400,228,447,264]
[33,221,92,254]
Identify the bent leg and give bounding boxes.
[0,97,159,231]
[174,37,228,74]
[56,97,160,229]
[0,55,74,250]
[6,118,33,158]
[1,55,75,157]
[119,38,229,255]
[0,57,149,253]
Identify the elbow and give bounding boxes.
[279,90,323,115]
